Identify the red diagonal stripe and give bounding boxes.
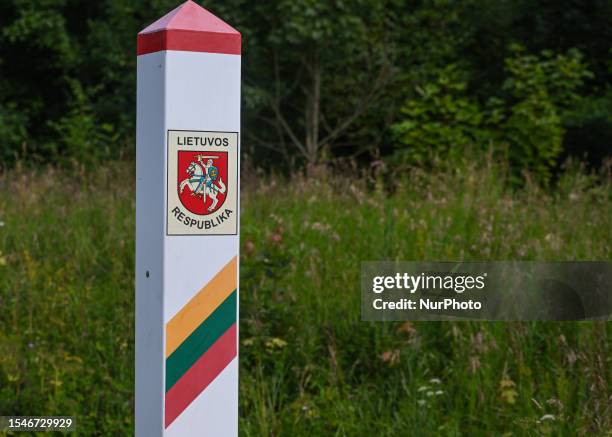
[164,323,237,428]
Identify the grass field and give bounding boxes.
[0,158,610,436]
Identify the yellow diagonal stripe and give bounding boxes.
[166,256,237,358]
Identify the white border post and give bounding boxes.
[135,2,241,436]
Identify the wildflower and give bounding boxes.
[397,321,416,336]
[265,337,287,350]
[269,214,283,224]
[268,233,283,245]
[380,349,400,366]
[244,240,256,255]
[540,414,555,422]
[429,378,441,385]
[469,356,481,373]
[545,233,561,251]
[500,377,518,405]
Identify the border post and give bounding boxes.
[135,2,241,435]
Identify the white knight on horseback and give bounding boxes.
[179,155,227,211]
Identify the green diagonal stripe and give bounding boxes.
[166,290,237,391]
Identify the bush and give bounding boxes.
[391,65,493,166]
[0,103,28,166]
[391,48,593,182]
[47,79,120,167]
[502,47,593,181]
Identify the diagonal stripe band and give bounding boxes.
[166,290,236,391]
[164,323,237,428]
[166,256,237,358]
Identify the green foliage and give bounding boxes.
[392,48,592,182]
[501,47,593,181]
[2,0,75,67]
[391,65,492,165]
[503,96,562,181]
[47,79,120,166]
[241,0,397,164]
[0,0,610,169]
[503,47,591,106]
[0,161,610,434]
[0,103,28,165]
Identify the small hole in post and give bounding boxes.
[146,271,150,278]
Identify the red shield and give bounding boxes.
[177,151,228,215]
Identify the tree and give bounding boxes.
[241,0,398,167]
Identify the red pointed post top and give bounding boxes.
[137,1,241,56]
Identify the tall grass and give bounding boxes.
[0,157,610,435]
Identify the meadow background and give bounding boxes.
[1,0,611,435]
[0,158,610,435]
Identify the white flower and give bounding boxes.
[417,386,429,392]
[540,414,555,422]
[429,378,441,385]
[435,390,444,396]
